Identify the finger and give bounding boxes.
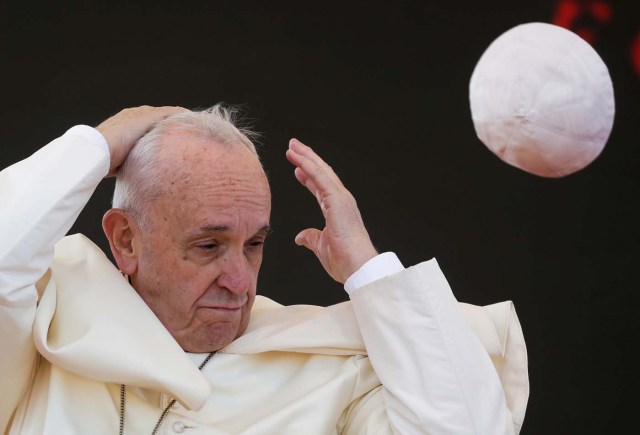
[289,138,340,183]
[288,153,333,211]
[143,106,189,132]
[295,228,322,252]
[288,138,331,170]
[288,139,343,187]
[286,146,341,199]
[294,166,309,186]
[135,106,189,127]
[294,167,321,196]
[293,167,332,217]
[286,148,323,190]
[157,105,190,117]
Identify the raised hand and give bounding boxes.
[96,105,188,176]
[285,138,378,284]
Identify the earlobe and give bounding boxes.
[102,209,139,275]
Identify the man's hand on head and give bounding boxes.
[96,105,188,176]
[285,138,378,284]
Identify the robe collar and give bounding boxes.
[33,234,366,411]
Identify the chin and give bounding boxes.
[191,321,244,353]
[177,310,252,352]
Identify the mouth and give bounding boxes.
[201,305,243,312]
[197,297,247,314]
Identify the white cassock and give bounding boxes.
[0,127,528,434]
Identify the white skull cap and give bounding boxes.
[469,22,615,177]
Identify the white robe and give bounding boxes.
[0,131,528,434]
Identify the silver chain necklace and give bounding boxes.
[119,351,217,435]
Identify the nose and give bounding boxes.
[216,251,250,295]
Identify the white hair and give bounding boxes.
[112,104,260,229]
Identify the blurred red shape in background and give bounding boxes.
[552,0,612,44]
[553,0,639,78]
[632,31,640,77]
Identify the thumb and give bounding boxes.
[295,228,322,253]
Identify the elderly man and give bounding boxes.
[0,106,528,434]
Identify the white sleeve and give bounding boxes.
[0,127,110,432]
[64,124,110,155]
[348,258,515,435]
[344,252,404,295]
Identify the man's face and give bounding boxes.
[131,131,271,353]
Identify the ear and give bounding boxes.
[102,208,139,276]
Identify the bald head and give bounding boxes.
[113,104,261,228]
[149,129,270,233]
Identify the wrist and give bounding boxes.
[344,252,404,294]
[341,245,379,283]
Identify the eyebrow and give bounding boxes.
[191,224,272,236]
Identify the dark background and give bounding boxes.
[1,1,638,433]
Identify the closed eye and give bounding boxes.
[247,227,271,250]
[246,239,265,249]
[197,242,219,251]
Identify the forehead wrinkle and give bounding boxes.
[184,173,269,203]
[154,136,270,207]
[156,131,262,178]
[160,152,270,193]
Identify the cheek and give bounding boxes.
[237,294,256,337]
[138,243,192,297]
[249,251,264,274]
